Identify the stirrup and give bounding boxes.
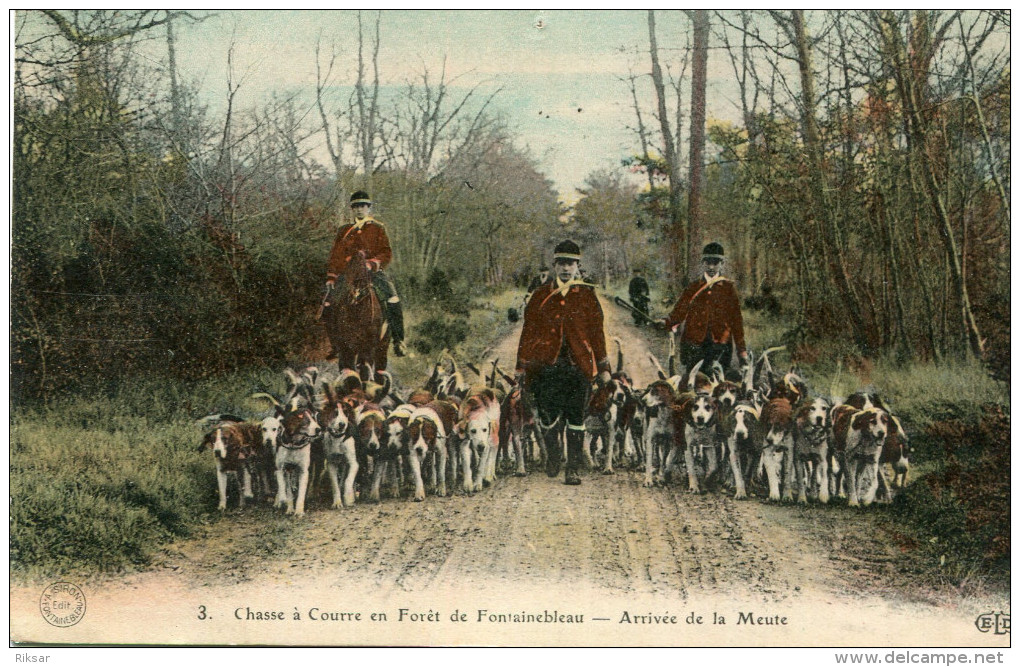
[393,340,407,357]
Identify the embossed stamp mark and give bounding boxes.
[39,582,86,628]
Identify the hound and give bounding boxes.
[499,384,539,476]
[759,398,797,502]
[586,338,636,474]
[793,397,832,504]
[719,401,761,499]
[712,377,742,411]
[876,414,910,501]
[673,392,720,494]
[832,404,891,507]
[273,407,321,516]
[375,404,416,501]
[197,419,261,511]
[844,391,909,500]
[319,386,358,508]
[583,378,619,472]
[455,388,502,493]
[642,379,677,487]
[406,400,458,501]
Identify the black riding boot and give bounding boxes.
[323,304,341,360]
[387,300,406,356]
[565,427,584,485]
[544,426,562,478]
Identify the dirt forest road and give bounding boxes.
[10,298,1009,648]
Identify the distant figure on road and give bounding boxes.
[628,268,650,325]
[515,240,611,486]
[661,242,748,371]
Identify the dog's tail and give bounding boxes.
[250,392,282,408]
[649,353,667,381]
[196,413,246,426]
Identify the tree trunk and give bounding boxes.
[878,10,983,358]
[790,10,876,352]
[687,10,708,276]
[648,10,686,288]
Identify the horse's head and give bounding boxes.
[345,249,371,290]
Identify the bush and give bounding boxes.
[410,314,470,355]
[889,404,1010,585]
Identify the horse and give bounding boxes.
[325,249,389,380]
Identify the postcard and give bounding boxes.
[11,9,1010,651]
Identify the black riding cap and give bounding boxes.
[553,239,581,261]
[350,191,372,206]
[702,242,725,260]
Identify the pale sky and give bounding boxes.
[167,10,745,198]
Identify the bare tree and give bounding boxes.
[647,10,687,287]
[686,10,709,276]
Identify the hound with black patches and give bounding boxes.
[672,392,720,494]
[642,380,677,487]
[718,401,761,500]
[374,404,415,501]
[832,404,891,507]
[793,397,832,504]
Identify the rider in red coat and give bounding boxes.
[516,239,611,485]
[324,191,406,358]
[662,242,748,371]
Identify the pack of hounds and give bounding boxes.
[198,340,911,516]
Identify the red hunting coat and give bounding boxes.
[664,276,746,352]
[516,281,611,380]
[326,217,393,280]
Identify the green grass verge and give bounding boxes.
[10,290,523,579]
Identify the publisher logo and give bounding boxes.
[39,582,86,628]
[975,612,1009,635]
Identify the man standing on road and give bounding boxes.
[324,191,407,358]
[515,240,611,485]
[661,242,748,371]
[628,268,650,325]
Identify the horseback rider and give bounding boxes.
[515,240,611,486]
[628,268,650,325]
[660,242,747,371]
[324,191,407,359]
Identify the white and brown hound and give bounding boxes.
[198,419,260,511]
[406,400,458,501]
[877,414,910,501]
[794,397,832,504]
[456,388,501,493]
[319,386,358,509]
[273,406,321,516]
[499,384,539,476]
[759,398,797,502]
[832,404,891,507]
